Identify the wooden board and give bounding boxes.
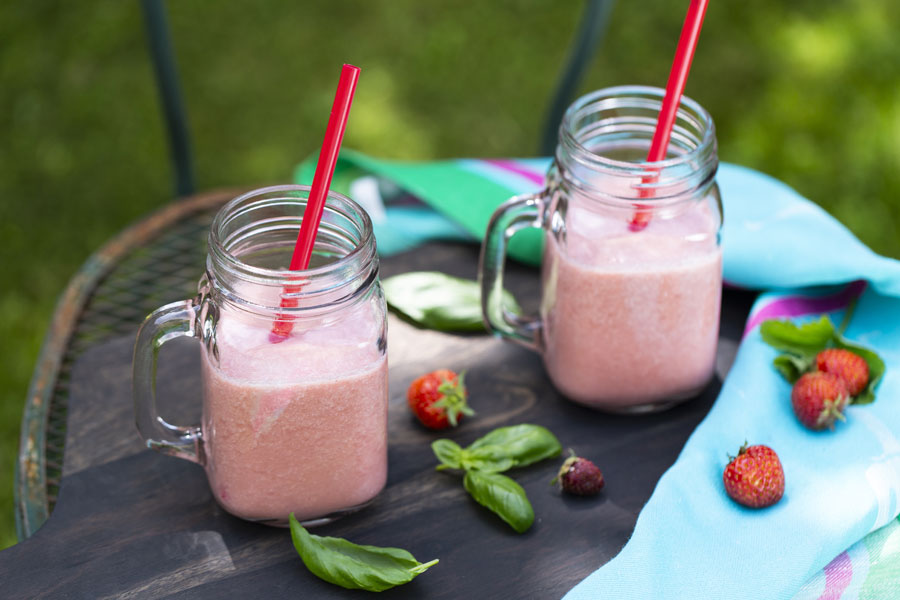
[0,242,755,599]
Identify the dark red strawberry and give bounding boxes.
[407,369,473,430]
[723,444,785,508]
[815,348,869,397]
[791,371,849,430]
[553,453,605,496]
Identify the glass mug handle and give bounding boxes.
[478,191,546,351]
[133,297,206,464]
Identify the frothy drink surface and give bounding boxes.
[201,309,387,523]
[541,201,722,409]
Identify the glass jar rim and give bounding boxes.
[209,184,375,285]
[559,85,716,173]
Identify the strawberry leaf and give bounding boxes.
[772,354,812,383]
[833,336,886,405]
[760,317,835,358]
[432,370,473,427]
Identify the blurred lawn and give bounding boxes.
[1,0,898,549]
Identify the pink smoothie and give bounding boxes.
[541,201,722,410]
[201,308,388,524]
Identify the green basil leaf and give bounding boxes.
[773,354,812,383]
[431,439,463,471]
[289,514,438,592]
[383,271,521,332]
[459,445,516,473]
[419,306,484,332]
[760,316,835,358]
[462,470,534,534]
[467,424,562,468]
[833,336,886,405]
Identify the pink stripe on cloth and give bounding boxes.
[817,551,853,600]
[743,280,867,337]
[482,159,545,187]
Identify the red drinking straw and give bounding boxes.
[270,64,361,341]
[630,0,709,232]
[291,64,361,270]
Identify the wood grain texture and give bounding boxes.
[0,242,756,599]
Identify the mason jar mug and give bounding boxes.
[480,86,723,413]
[134,185,389,525]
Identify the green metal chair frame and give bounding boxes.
[139,0,614,198]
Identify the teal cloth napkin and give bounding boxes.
[565,284,900,600]
[295,151,900,599]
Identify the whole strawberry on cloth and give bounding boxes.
[407,369,473,430]
[722,443,785,509]
[790,371,849,431]
[760,316,885,430]
[815,348,869,396]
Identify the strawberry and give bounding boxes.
[407,369,473,430]
[723,443,785,508]
[552,452,605,496]
[815,348,869,397]
[791,371,849,430]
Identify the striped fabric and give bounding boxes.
[793,516,900,600]
[294,150,900,599]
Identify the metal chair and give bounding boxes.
[14,0,614,540]
[138,0,614,198]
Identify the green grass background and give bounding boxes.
[1,0,898,549]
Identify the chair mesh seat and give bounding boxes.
[46,209,213,508]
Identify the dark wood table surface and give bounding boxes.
[0,241,755,599]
